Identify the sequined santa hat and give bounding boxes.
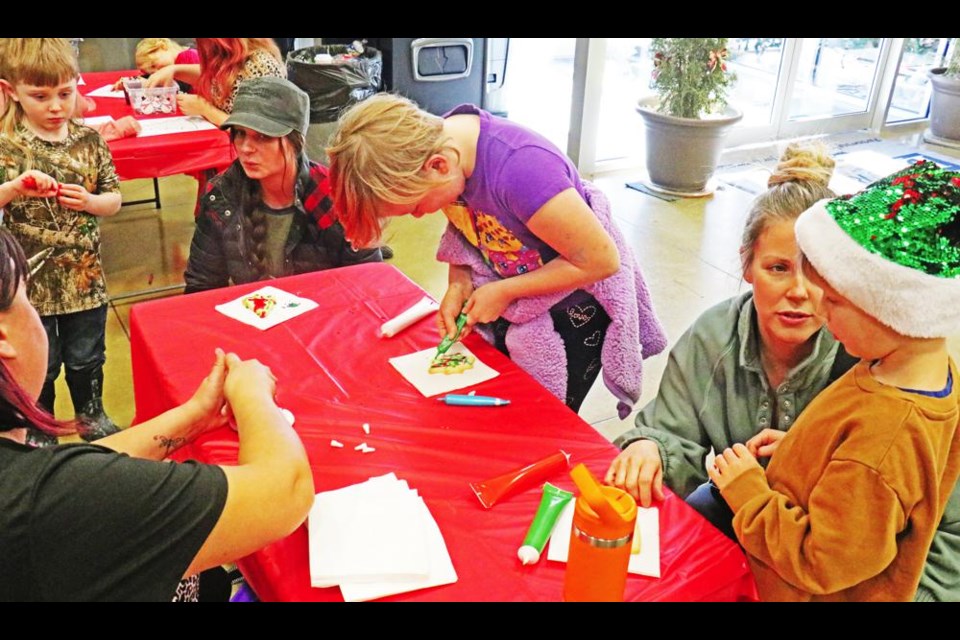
[795,159,960,338]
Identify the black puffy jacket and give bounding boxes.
[183,156,381,294]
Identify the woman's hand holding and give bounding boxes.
[183,348,230,436]
[176,93,207,117]
[223,353,278,408]
[604,439,665,507]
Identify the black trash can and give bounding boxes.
[286,44,382,124]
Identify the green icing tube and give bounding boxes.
[518,482,574,565]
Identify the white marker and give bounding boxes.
[362,423,370,435]
[330,440,344,448]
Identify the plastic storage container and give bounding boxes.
[124,80,178,115]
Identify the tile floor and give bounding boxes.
[74,129,960,447]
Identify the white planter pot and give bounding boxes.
[636,96,743,195]
[924,68,960,149]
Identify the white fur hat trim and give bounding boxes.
[795,199,960,339]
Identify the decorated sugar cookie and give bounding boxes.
[242,293,277,319]
[428,353,476,375]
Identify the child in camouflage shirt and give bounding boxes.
[0,38,122,444]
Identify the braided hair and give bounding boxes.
[232,130,305,278]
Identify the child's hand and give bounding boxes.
[745,428,787,458]
[709,443,762,492]
[438,281,473,340]
[604,439,665,507]
[176,94,207,117]
[464,281,513,327]
[57,183,92,211]
[16,171,58,198]
[145,66,177,88]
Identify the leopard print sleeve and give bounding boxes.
[222,49,287,114]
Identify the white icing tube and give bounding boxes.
[379,296,440,338]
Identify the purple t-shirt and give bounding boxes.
[442,104,587,280]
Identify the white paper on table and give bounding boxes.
[546,500,660,578]
[308,472,458,600]
[388,343,499,397]
[339,496,458,602]
[135,116,218,138]
[214,285,318,330]
[310,490,429,586]
[310,474,403,587]
[85,84,125,99]
[82,115,114,127]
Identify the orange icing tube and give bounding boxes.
[469,450,571,509]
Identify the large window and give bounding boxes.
[886,38,953,124]
[496,38,947,175]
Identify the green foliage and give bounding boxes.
[947,40,960,77]
[650,38,737,119]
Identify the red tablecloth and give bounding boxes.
[129,263,758,602]
[80,70,235,181]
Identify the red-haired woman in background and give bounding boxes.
[145,38,285,127]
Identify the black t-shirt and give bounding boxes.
[0,438,228,601]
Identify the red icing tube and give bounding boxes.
[470,450,571,509]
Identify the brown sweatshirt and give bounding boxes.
[722,359,960,601]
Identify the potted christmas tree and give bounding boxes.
[924,40,960,148]
[636,38,742,195]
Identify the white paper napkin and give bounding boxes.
[308,473,458,601]
[388,343,499,397]
[85,84,125,99]
[136,116,218,138]
[215,285,318,330]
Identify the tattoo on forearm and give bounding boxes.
[154,435,186,456]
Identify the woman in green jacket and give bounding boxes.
[605,144,960,601]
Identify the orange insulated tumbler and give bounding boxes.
[563,463,638,602]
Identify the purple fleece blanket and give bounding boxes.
[436,181,667,418]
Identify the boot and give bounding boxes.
[66,368,121,442]
[27,380,61,447]
[25,426,59,448]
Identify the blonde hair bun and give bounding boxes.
[767,142,835,189]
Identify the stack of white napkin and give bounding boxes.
[308,473,458,601]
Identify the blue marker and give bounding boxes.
[437,394,511,407]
